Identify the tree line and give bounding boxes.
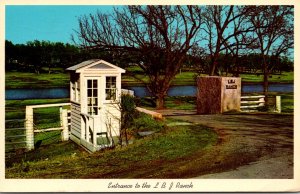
[6,5,294,108]
[6,39,293,75]
[5,40,121,74]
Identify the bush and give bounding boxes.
[121,94,136,129]
[119,94,137,145]
[133,112,164,133]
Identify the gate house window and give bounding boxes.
[76,80,80,103]
[71,82,76,101]
[106,76,116,100]
[71,81,80,103]
[87,79,98,115]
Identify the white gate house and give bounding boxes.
[66,59,126,152]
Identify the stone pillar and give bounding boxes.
[25,106,34,150]
[197,76,241,114]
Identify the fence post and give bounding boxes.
[60,106,63,127]
[61,108,69,141]
[25,106,34,150]
[275,96,281,113]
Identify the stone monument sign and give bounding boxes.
[196,76,241,114]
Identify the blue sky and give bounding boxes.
[5,5,115,44]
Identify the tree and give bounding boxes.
[247,5,294,99]
[202,5,255,76]
[25,40,43,74]
[5,40,85,73]
[73,5,203,109]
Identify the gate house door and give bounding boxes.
[82,77,102,144]
[86,78,100,116]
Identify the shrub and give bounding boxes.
[120,94,136,145]
[133,112,164,133]
[121,94,136,129]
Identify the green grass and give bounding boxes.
[164,96,196,110]
[5,65,293,89]
[5,98,69,120]
[131,112,165,133]
[171,71,198,85]
[240,71,294,83]
[5,123,217,178]
[5,71,69,89]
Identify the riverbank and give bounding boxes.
[5,70,293,89]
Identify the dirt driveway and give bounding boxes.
[158,110,294,179]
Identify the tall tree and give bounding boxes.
[202,5,254,76]
[73,5,203,109]
[247,5,294,99]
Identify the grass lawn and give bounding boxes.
[240,71,294,83]
[5,121,218,178]
[5,98,69,120]
[5,71,69,89]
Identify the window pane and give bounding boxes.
[111,89,116,100]
[87,98,92,105]
[88,80,92,88]
[93,98,97,106]
[88,107,92,115]
[88,89,92,97]
[112,77,116,83]
[93,107,98,115]
[93,89,97,97]
[93,80,97,88]
[105,89,110,100]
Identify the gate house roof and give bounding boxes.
[66,59,126,73]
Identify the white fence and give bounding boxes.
[240,95,265,112]
[25,103,71,150]
[5,119,27,152]
[240,95,281,113]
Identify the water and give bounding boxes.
[6,88,69,100]
[5,83,293,100]
[127,83,294,97]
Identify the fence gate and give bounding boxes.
[25,103,71,150]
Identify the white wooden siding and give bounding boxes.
[71,102,81,139]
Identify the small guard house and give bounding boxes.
[66,59,125,152]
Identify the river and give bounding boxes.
[5,83,294,100]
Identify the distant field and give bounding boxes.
[6,71,69,89]
[5,66,293,89]
[241,72,294,83]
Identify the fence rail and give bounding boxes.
[240,95,281,113]
[5,106,71,153]
[5,119,26,152]
[240,95,265,111]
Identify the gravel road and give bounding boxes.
[158,111,294,179]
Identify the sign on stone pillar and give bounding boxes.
[197,76,241,114]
